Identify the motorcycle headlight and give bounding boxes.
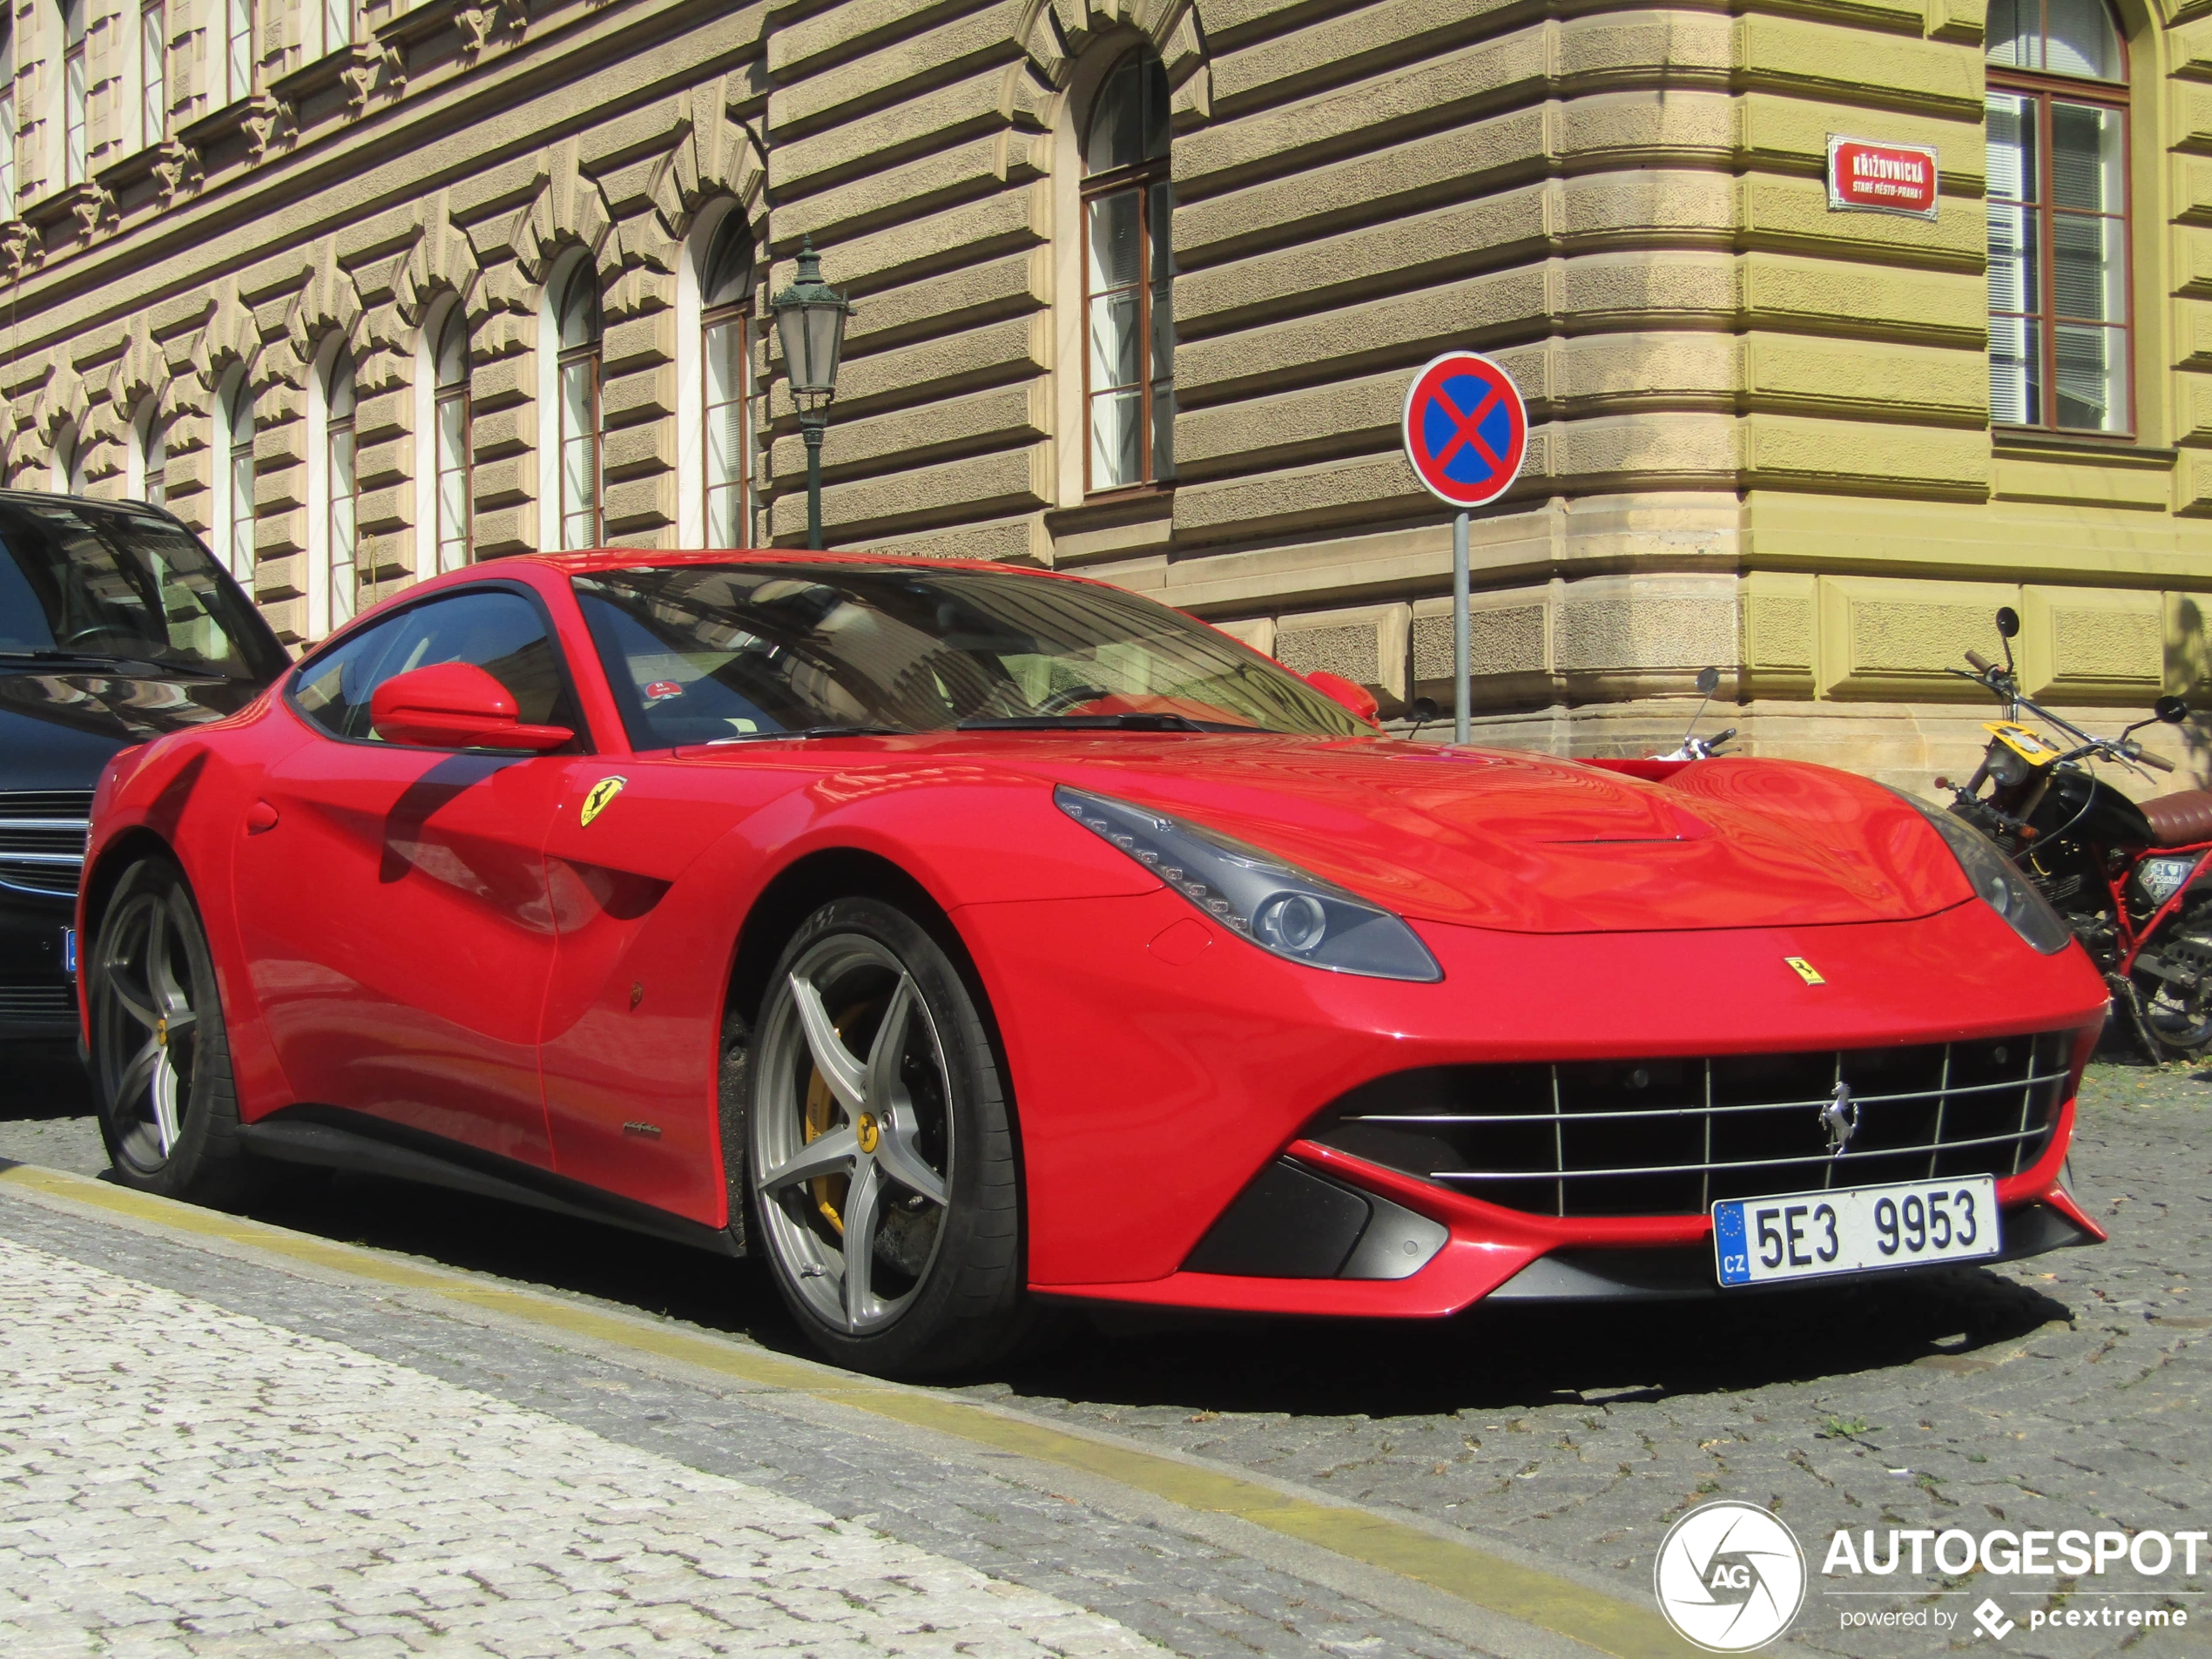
[1892,790,2074,955]
[1985,740,2031,788]
[2134,854,2201,909]
[1055,786,1443,982]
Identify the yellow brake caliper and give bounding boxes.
[802,1002,869,1235]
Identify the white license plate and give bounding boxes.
[1713,1176,2000,1286]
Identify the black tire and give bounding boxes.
[86,857,256,1205]
[738,896,1026,1377]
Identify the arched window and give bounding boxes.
[51,421,84,494]
[139,0,165,148]
[1986,0,2130,435]
[427,304,471,571]
[320,344,358,632]
[126,400,165,505]
[550,255,603,550]
[58,0,84,185]
[212,368,254,579]
[1082,48,1173,493]
[700,212,752,547]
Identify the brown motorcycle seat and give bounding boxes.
[2138,788,2212,848]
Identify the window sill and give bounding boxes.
[1992,428,2174,465]
[1046,488,1175,565]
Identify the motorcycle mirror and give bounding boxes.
[1408,696,1440,724]
[1994,606,2020,639]
[1696,666,1720,695]
[2156,694,2189,725]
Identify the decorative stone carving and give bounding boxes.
[150,141,205,208]
[242,93,298,165]
[0,220,44,282]
[341,44,408,114]
[648,78,766,246]
[510,137,619,284]
[393,192,485,330]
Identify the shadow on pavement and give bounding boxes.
[3,1043,95,1118]
[226,1163,2073,1418]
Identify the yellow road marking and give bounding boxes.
[0,1161,1693,1659]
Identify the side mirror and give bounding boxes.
[1995,606,2020,639]
[1304,670,1380,725]
[2156,694,2190,725]
[1408,695,1440,724]
[1695,666,1720,696]
[370,662,573,752]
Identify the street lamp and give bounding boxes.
[769,236,853,550]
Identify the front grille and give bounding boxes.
[1308,1031,2076,1218]
[0,791,91,897]
[0,982,78,1020]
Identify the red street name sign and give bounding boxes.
[1826,136,1939,220]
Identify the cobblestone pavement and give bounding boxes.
[3,1060,2206,1656]
[0,1234,1151,1659]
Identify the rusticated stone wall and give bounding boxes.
[1,0,2209,791]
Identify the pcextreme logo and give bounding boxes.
[1655,1501,1808,1651]
[580,776,628,828]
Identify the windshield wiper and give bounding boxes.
[0,648,226,678]
[706,723,910,744]
[955,712,1266,733]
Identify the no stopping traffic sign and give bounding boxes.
[1401,351,1527,509]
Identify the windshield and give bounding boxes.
[572,563,1371,749]
[0,499,287,681]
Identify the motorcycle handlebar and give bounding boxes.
[2138,748,2178,773]
[1965,650,1993,673]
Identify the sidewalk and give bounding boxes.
[0,1161,1672,1659]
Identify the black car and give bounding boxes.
[2,492,289,1055]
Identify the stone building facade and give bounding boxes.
[3,0,2209,786]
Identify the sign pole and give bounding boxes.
[1452,509,1470,744]
[1399,349,1527,746]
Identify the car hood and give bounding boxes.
[0,668,266,792]
[971,736,1972,933]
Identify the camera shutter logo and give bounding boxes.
[1654,1501,1807,1651]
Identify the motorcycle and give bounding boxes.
[1938,605,2212,1055]
[1656,666,1737,761]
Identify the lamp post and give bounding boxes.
[769,237,853,550]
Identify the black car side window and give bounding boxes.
[293,590,583,745]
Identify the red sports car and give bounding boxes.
[78,552,2109,1374]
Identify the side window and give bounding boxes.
[291,589,583,745]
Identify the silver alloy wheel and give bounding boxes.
[751,933,955,1334]
[97,888,199,1171]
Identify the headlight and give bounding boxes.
[1055,786,1443,982]
[1985,740,2030,788]
[1892,790,2074,955]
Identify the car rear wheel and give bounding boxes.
[744,897,1026,1377]
[88,858,255,1204]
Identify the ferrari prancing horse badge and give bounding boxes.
[580,776,628,827]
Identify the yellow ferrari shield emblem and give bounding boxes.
[579,776,628,827]
[1784,956,1825,986]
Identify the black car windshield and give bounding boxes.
[0,499,286,681]
[572,563,1370,749]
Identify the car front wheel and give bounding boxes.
[744,896,1025,1377]
[87,856,255,1205]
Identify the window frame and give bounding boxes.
[283,577,599,754]
[224,0,253,107]
[1986,9,2135,439]
[224,372,254,580]
[322,344,358,633]
[553,262,604,550]
[59,0,84,187]
[433,305,472,572]
[0,15,16,218]
[139,0,164,148]
[1079,54,1174,499]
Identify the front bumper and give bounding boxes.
[953,887,2108,1313]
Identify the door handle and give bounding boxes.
[245,800,280,834]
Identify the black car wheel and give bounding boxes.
[87,857,254,1204]
[741,896,1026,1377]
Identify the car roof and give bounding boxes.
[0,489,187,526]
